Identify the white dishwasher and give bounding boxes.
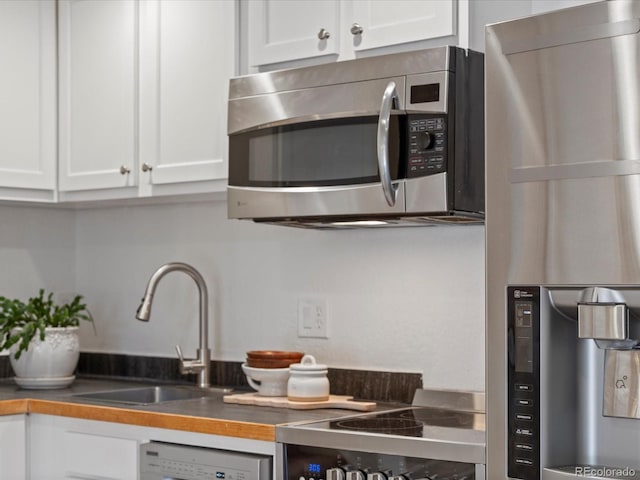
[140,441,272,480]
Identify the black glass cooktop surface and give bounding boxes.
[327,407,485,438]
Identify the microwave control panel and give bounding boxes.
[406,114,447,178]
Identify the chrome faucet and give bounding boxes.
[136,262,211,388]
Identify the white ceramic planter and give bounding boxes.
[9,326,79,389]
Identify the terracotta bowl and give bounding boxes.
[246,350,304,369]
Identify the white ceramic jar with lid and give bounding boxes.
[287,354,330,402]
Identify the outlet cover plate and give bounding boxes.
[298,297,328,338]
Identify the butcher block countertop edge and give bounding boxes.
[0,378,403,442]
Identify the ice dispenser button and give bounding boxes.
[603,350,640,419]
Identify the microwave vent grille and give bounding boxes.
[253,213,484,229]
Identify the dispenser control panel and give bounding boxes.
[507,287,540,480]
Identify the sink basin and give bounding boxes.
[72,385,231,405]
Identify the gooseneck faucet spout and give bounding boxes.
[136,262,211,388]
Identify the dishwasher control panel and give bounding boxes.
[140,442,272,480]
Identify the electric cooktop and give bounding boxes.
[277,390,486,465]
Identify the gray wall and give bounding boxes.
[0,204,75,301]
[72,200,486,392]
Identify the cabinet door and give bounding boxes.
[0,415,26,478]
[63,431,138,479]
[0,0,55,197]
[351,0,455,51]
[58,0,138,192]
[139,0,235,190]
[248,0,340,66]
[30,415,138,480]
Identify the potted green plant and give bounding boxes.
[0,289,92,389]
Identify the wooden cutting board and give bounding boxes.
[223,392,376,411]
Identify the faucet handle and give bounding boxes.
[175,344,191,374]
[175,344,204,374]
[175,344,185,362]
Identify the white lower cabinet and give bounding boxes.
[30,415,138,480]
[28,414,276,480]
[0,415,27,479]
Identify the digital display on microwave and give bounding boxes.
[410,83,440,104]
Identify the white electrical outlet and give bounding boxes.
[298,297,328,338]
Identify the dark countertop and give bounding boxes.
[0,377,406,441]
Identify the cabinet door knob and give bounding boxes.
[317,28,330,40]
[141,163,153,172]
[350,23,363,35]
[119,165,131,175]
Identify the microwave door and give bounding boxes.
[228,120,406,221]
[227,114,407,219]
[227,77,408,220]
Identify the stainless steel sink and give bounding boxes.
[72,385,232,405]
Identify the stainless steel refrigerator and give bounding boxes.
[486,1,640,479]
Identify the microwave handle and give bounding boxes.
[377,81,400,206]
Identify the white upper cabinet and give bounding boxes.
[350,0,455,51]
[138,0,235,194]
[247,0,455,68]
[58,0,138,194]
[59,0,235,200]
[248,0,340,66]
[0,0,56,201]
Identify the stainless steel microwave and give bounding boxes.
[227,46,484,228]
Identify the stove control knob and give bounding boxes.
[346,471,366,480]
[327,468,346,480]
[389,476,409,480]
[367,473,387,480]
